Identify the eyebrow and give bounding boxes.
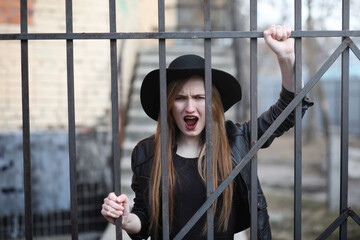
[176,93,205,97]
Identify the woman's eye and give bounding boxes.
[175,96,185,100]
[195,95,205,99]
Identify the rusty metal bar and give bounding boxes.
[174,40,348,239]
[65,0,79,239]
[204,0,214,239]
[108,0,122,239]
[294,0,302,239]
[20,0,33,239]
[249,0,258,239]
[2,30,360,41]
[158,0,169,239]
[340,1,350,239]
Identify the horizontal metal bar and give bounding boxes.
[1,30,360,40]
[0,31,260,40]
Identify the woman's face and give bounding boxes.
[171,76,206,140]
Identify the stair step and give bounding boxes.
[123,126,156,142]
[120,139,142,161]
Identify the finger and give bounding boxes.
[276,26,292,41]
[263,25,276,44]
[263,25,274,37]
[274,25,285,41]
[102,204,118,217]
[102,203,125,217]
[286,26,292,38]
[102,202,121,213]
[117,194,129,204]
[104,198,122,210]
[108,192,118,201]
[101,207,120,218]
[100,209,115,225]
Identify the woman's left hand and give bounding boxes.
[263,25,294,62]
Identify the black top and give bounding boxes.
[171,154,234,240]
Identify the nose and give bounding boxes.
[185,99,195,113]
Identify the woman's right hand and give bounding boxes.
[101,192,130,225]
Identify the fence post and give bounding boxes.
[328,127,340,211]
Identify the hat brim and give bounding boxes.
[140,68,241,121]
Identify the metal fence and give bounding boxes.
[1,0,360,239]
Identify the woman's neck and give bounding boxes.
[176,135,201,158]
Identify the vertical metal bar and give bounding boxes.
[65,1,78,239]
[204,0,214,239]
[20,0,33,239]
[109,0,122,239]
[249,0,258,239]
[340,1,350,239]
[294,0,302,239]
[231,0,249,123]
[158,1,169,239]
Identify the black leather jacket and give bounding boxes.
[129,87,313,239]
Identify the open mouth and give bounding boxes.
[184,116,198,130]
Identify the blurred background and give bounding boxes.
[0,0,359,239]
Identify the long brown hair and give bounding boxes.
[149,76,233,235]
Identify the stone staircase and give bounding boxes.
[101,45,247,240]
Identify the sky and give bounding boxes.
[257,0,360,30]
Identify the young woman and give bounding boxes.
[101,25,313,239]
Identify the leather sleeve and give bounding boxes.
[128,144,151,239]
[244,86,313,148]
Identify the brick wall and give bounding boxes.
[0,0,35,25]
[0,0,116,131]
[0,0,175,132]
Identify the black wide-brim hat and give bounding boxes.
[140,54,242,121]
